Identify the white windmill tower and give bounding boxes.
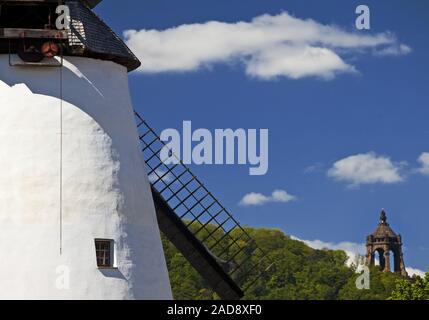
[0,0,171,299]
[0,0,271,300]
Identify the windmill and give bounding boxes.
[0,0,271,299]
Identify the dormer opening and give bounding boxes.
[0,0,140,71]
[0,1,60,30]
[0,1,67,65]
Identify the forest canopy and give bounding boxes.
[161,226,428,300]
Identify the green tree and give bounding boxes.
[390,272,429,300]
[338,266,400,300]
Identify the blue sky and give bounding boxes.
[95,1,429,272]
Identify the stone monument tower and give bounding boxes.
[365,210,408,277]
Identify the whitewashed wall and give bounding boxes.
[0,55,172,300]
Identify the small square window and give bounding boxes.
[95,239,114,268]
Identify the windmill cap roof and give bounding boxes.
[82,0,102,8]
[0,0,101,8]
[66,0,141,71]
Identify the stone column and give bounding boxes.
[397,249,408,277]
[383,251,391,272]
[365,245,374,266]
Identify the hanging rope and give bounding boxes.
[59,56,64,255]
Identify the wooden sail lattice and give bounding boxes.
[134,112,272,298]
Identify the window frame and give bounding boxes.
[94,239,115,269]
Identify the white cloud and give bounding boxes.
[327,152,404,186]
[239,189,296,206]
[417,152,429,175]
[246,45,354,80]
[124,12,409,80]
[291,236,366,266]
[374,44,412,56]
[304,162,324,174]
[406,267,426,278]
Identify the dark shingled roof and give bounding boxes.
[82,0,103,8]
[66,0,141,71]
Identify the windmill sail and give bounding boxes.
[135,112,272,300]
